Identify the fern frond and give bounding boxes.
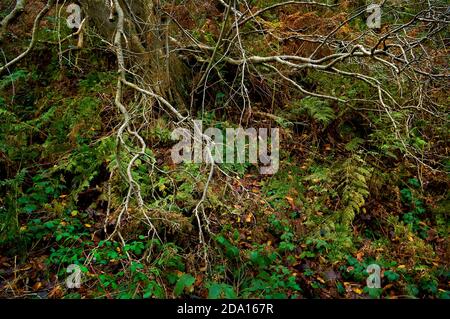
[299,97,336,127]
[335,156,372,225]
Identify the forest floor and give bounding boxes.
[0,0,448,299]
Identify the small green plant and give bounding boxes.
[400,178,428,238]
[174,274,196,297]
[207,282,237,299]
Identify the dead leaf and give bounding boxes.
[356,252,364,262]
[317,276,326,284]
[48,285,63,298]
[33,282,43,291]
[352,287,363,294]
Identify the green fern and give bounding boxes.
[335,156,371,225]
[300,97,335,127]
[0,69,29,90]
[0,168,28,243]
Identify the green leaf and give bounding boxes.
[384,270,400,282]
[208,283,222,299]
[216,235,239,259]
[367,287,383,298]
[408,178,420,188]
[174,274,195,297]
